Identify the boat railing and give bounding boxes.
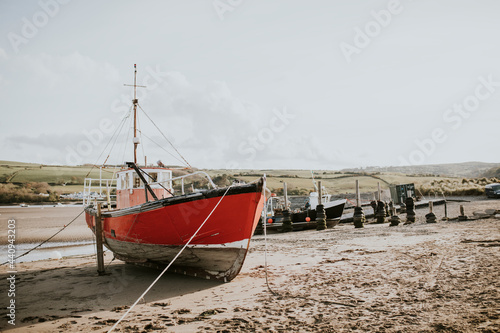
[150,171,217,195]
[83,177,117,206]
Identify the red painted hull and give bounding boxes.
[85,178,265,281]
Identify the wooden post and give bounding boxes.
[458,204,468,221]
[282,182,292,232]
[426,201,437,223]
[356,179,360,207]
[318,181,322,205]
[95,203,106,275]
[353,180,365,228]
[283,182,288,208]
[315,181,326,231]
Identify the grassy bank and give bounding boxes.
[1,161,498,203]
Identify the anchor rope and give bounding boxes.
[108,185,233,333]
[1,209,85,266]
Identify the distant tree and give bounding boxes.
[212,174,234,187]
[48,191,59,202]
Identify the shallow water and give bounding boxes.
[1,241,96,264]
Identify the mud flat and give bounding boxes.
[0,200,499,332]
[0,206,91,245]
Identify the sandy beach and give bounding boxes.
[1,200,499,332]
[0,206,91,245]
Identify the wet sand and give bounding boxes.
[0,200,499,332]
[0,206,91,245]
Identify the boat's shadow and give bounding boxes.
[0,261,222,330]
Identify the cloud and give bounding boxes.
[19,52,120,89]
[0,48,8,60]
[7,133,82,151]
[139,71,267,165]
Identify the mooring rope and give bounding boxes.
[263,195,279,296]
[108,185,233,333]
[1,209,85,266]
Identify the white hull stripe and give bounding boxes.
[182,239,250,249]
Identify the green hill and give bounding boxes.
[1,161,498,204]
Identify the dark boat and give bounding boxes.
[291,198,346,223]
[259,193,346,233]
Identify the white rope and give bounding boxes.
[108,185,233,332]
[263,192,279,296]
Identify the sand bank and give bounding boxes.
[0,200,499,332]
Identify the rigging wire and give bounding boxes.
[84,106,132,178]
[137,103,192,169]
[136,129,188,167]
[0,210,85,266]
[136,109,146,164]
[120,109,134,165]
[102,111,131,166]
[108,185,233,333]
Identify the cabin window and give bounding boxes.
[149,172,158,184]
[133,175,142,188]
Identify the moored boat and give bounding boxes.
[83,65,265,282]
[261,192,346,233]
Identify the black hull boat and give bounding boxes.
[291,199,346,223]
[258,198,346,233]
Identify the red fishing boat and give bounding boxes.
[84,65,266,282]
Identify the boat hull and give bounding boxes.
[292,199,346,222]
[260,199,346,233]
[85,178,265,282]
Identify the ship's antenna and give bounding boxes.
[124,64,146,164]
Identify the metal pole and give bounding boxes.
[356,179,360,207]
[95,203,106,275]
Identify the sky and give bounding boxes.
[0,0,499,170]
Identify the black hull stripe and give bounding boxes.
[86,178,263,218]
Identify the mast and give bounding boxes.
[125,64,146,165]
[133,64,138,164]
